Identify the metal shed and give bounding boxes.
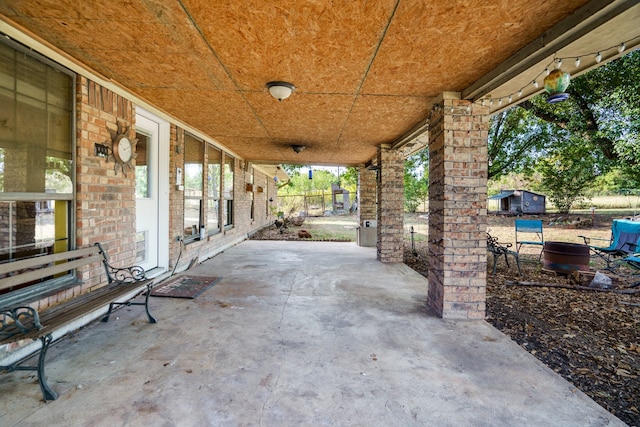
[489,190,546,214]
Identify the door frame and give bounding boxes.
[136,107,169,273]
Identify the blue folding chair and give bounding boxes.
[618,253,640,288]
[515,219,544,259]
[579,219,640,269]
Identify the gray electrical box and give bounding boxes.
[357,220,377,247]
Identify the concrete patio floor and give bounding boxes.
[0,240,624,426]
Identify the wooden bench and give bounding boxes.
[0,243,157,401]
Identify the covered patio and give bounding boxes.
[1,0,639,320]
[0,241,623,426]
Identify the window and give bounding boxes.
[0,39,74,302]
[183,133,203,240]
[223,154,234,227]
[135,131,150,198]
[207,144,221,234]
[0,38,74,276]
[250,167,255,221]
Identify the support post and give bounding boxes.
[427,92,489,319]
[356,165,378,247]
[376,146,404,262]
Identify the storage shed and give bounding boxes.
[489,190,546,214]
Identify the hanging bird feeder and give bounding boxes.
[543,69,571,103]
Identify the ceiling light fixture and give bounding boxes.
[291,144,306,153]
[266,81,296,101]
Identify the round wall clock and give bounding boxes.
[107,122,137,176]
[113,135,133,164]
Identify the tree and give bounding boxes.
[519,50,640,170]
[278,168,337,196]
[487,51,640,194]
[487,108,556,179]
[534,139,600,213]
[404,152,428,213]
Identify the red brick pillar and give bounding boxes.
[357,165,377,225]
[427,92,489,319]
[377,146,404,262]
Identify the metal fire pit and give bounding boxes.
[543,241,590,274]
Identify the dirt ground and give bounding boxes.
[252,213,640,425]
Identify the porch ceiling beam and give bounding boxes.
[461,0,639,101]
[390,118,429,153]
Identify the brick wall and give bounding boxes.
[22,79,277,314]
[168,128,277,271]
[357,165,377,225]
[427,92,489,319]
[376,147,404,263]
[75,77,137,289]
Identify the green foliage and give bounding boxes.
[281,164,302,177]
[590,168,640,195]
[278,168,338,195]
[520,50,640,168]
[404,152,428,213]
[488,51,639,201]
[535,140,599,213]
[488,172,542,196]
[487,108,556,179]
[339,167,358,195]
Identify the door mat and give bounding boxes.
[150,276,222,299]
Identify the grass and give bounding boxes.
[583,195,640,210]
[291,215,358,241]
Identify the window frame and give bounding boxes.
[183,132,204,242]
[0,36,76,305]
[206,143,222,236]
[223,154,234,228]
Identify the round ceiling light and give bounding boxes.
[266,81,296,101]
[291,144,306,153]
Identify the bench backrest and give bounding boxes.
[0,246,104,294]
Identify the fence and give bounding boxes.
[278,193,355,217]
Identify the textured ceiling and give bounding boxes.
[1,0,637,166]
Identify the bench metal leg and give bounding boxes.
[144,284,158,324]
[492,253,498,275]
[2,334,59,401]
[37,334,58,401]
[101,285,157,324]
[489,251,522,276]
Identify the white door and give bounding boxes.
[135,110,169,272]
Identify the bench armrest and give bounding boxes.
[94,243,147,284]
[487,233,514,255]
[1,306,42,338]
[108,265,147,283]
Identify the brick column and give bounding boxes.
[357,165,377,225]
[427,92,489,319]
[377,146,404,262]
